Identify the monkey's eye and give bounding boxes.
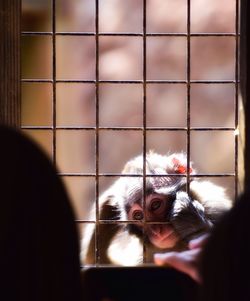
[150,198,163,212]
[132,210,144,220]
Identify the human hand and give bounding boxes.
[188,233,209,250]
[154,234,209,283]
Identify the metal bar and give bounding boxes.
[21,126,54,129]
[78,220,173,225]
[142,0,147,264]
[21,31,239,37]
[21,79,54,83]
[187,80,238,84]
[21,79,239,84]
[186,0,191,194]
[95,0,100,265]
[58,173,235,177]
[52,0,56,165]
[21,126,236,131]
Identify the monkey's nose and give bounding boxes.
[150,225,174,240]
[151,225,168,236]
[151,225,162,236]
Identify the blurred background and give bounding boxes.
[21,0,238,221]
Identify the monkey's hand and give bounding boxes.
[170,191,212,242]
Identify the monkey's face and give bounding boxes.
[127,193,180,249]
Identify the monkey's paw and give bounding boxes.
[170,191,210,242]
[170,191,194,218]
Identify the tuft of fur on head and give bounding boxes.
[122,151,194,176]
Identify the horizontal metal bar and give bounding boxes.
[80,264,164,268]
[21,31,239,37]
[76,220,173,224]
[21,79,54,83]
[21,126,53,129]
[56,126,236,131]
[61,173,187,177]
[21,79,239,84]
[21,125,236,131]
[189,127,235,131]
[190,80,238,84]
[59,172,235,177]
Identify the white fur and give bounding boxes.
[81,151,232,265]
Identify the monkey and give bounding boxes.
[81,152,232,266]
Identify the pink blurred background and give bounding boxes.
[21,0,238,220]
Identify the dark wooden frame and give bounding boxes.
[0,0,21,127]
[241,0,250,189]
[0,1,249,299]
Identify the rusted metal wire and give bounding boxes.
[95,0,100,265]
[142,0,147,263]
[52,0,56,165]
[57,173,235,177]
[21,79,239,84]
[22,32,238,37]
[186,0,191,195]
[21,0,240,266]
[21,126,236,131]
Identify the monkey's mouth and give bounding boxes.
[148,225,179,249]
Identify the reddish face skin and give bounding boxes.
[128,194,179,249]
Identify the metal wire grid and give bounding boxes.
[21,0,240,265]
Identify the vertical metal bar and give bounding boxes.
[52,0,56,164]
[186,0,191,193]
[142,0,147,263]
[95,0,100,264]
[234,0,239,199]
